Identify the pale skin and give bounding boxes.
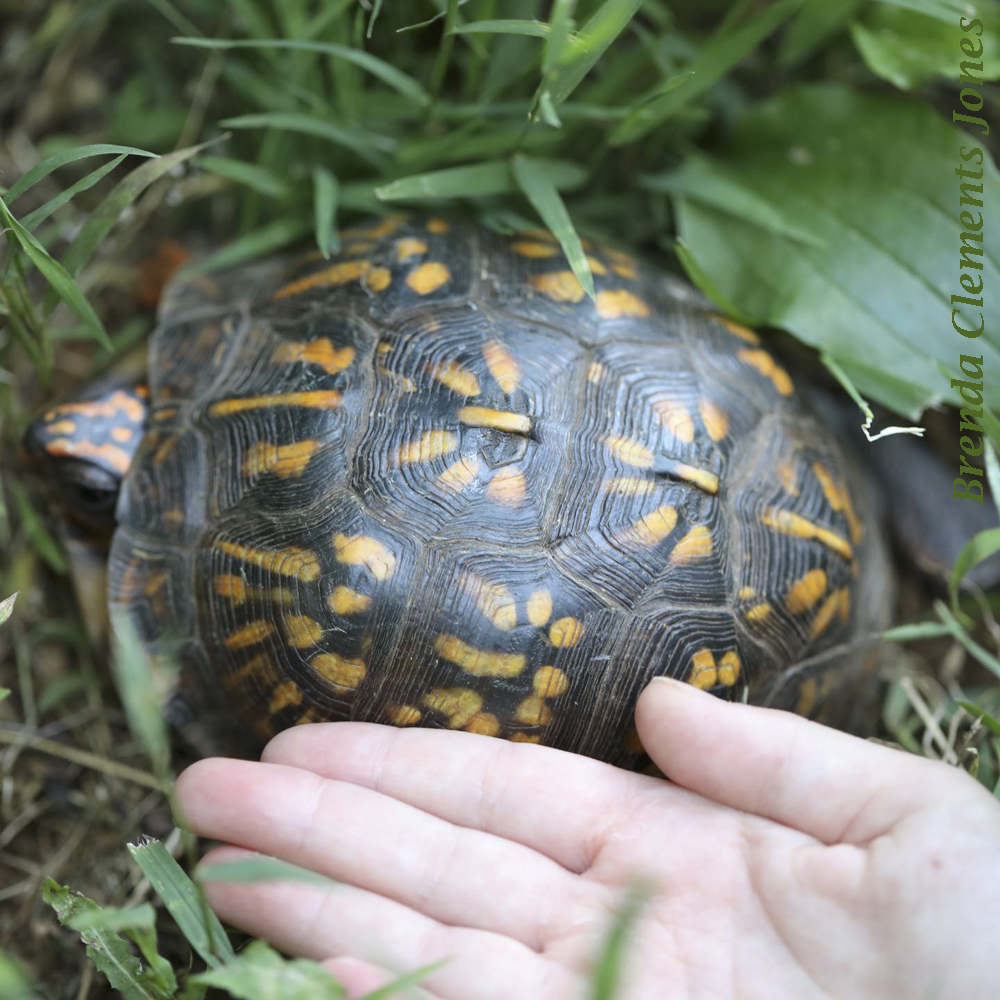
[175,678,1000,999]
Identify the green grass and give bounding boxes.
[3,0,1000,995]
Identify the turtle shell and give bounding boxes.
[107,216,892,765]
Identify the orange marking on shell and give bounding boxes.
[215,575,247,604]
[215,540,321,582]
[809,587,848,639]
[341,241,375,255]
[698,398,729,441]
[395,237,428,260]
[595,289,650,318]
[717,651,740,687]
[426,218,449,234]
[487,467,527,505]
[225,620,275,649]
[670,525,713,565]
[812,462,863,544]
[294,707,324,726]
[465,712,500,736]
[651,397,695,443]
[390,705,422,726]
[512,240,559,258]
[549,616,583,648]
[269,680,303,713]
[422,687,483,728]
[673,459,719,493]
[526,589,553,627]
[436,455,482,493]
[46,420,77,435]
[457,406,532,435]
[273,338,355,375]
[510,732,541,743]
[738,349,794,396]
[713,315,760,344]
[153,407,177,422]
[434,634,526,677]
[529,270,585,303]
[688,649,717,689]
[47,389,146,423]
[328,586,371,615]
[342,215,406,240]
[45,438,132,474]
[603,477,657,496]
[746,603,771,623]
[786,569,828,614]
[430,359,480,396]
[245,440,320,478]
[223,652,275,688]
[517,228,556,242]
[209,391,342,416]
[602,434,654,468]
[406,261,451,295]
[515,695,552,726]
[586,255,607,275]
[482,340,521,393]
[533,665,569,698]
[762,509,852,561]
[111,426,134,443]
[619,504,678,547]
[463,575,517,631]
[396,430,460,465]
[273,259,368,300]
[611,261,637,279]
[795,678,819,716]
[778,459,800,497]
[284,615,324,649]
[366,266,392,292]
[333,533,396,581]
[312,652,366,689]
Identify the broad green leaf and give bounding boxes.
[376,158,586,201]
[21,155,127,231]
[610,0,801,144]
[672,84,1000,418]
[0,592,17,626]
[67,904,156,935]
[512,152,593,298]
[199,855,337,888]
[5,144,157,204]
[182,217,312,275]
[672,237,756,325]
[882,621,954,642]
[220,112,394,162]
[449,19,550,37]
[0,196,110,347]
[190,939,344,999]
[128,838,236,968]
[312,167,340,258]
[172,37,429,106]
[41,880,174,1000]
[949,526,1000,611]
[199,156,290,199]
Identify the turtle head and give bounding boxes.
[22,379,148,538]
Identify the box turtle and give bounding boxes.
[25,216,892,765]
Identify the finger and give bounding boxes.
[321,956,439,1000]
[197,846,576,1000]
[261,721,656,872]
[175,757,593,949]
[635,677,966,843]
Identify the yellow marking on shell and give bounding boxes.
[526,589,553,627]
[464,576,517,631]
[651,397,695,443]
[422,687,483,729]
[512,240,559,258]
[517,227,556,242]
[762,508,853,561]
[457,406,532,435]
[430,359,480,396]
[153,407,177,422]
[45,438,132,474]
[224,621,276,650]
[670,525,713,565]
[365,266,392,292]
[713,314,760,344]
[611,261,637,279]
[215,575,247,604]
[273,259,368,300]
[533,665,569,698]
[510,732,541,743]
[619,504,678,547]
[377,342,394,354]
[549,616,583,648]
[284,615,324,649]
[809,587,849,639]
[209,391,342,416]
[796,678,819,716]
[596,289,650,318]
[426,217,449,234]
[487,467,527,505]
[530,270,585,303]
[379,367,418,393]
[328,586,371,616]
[698,398,729,441]
[434,634,526,677]
[216,539,321,581]
[269,680,303,713]
[342,240,375,255]
[153,435,178,465]
[602,434,654,468]
[586,255,607,275]
[483,340,521,393]
[746,603,772,623]
[812,463,863,544]
[603,477,657,496]
[274,338,355,375]
[843,493,862,544]
[396,430,460,465]
[839,588,850,622]
[406,261,451,295]
[717,651,741,687]
[294,707,323,726]
[46,419,77,435]
[739,586,756,599]
[223,653,274,689]
[465,712,500,736]
[333,534,397,581]
[738,349,794,396]
[778,459,800,497]
[245,439,320,479]
[786,569,828,614]
[342,216,406,240]
[437,455,482,493]
[515,695,552,726]
[672,463,720,495]
[312,652,366,689]
[587,361,606,383]
[390,705,422,726]
[111,426,134,443]
[395,237,428,260]
[688,649,717,689]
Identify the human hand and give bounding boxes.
[174,678,1000,1000]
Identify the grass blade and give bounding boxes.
[199,855,337,889]
[199,155,290,199]
[357,960,449,1000]
[5,144,156,204]
[589,882,650,1000]
[882,621,954,642]
[449,19,550,37]
[220,112,394,160]
[181,216,311,275]
[376,158,586,201]
[21,155,128,231]
[948,527,1000,613]
[511,152,593,298]
[935,600,1000,682]
[0,592,18,626]
[312,166,340,258]
[958,701,1000,740]
[544,0,576,73]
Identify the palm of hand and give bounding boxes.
[175,680,1000,1000]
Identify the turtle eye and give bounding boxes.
[70,480,118,513]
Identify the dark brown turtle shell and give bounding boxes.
[108,215,892,765]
